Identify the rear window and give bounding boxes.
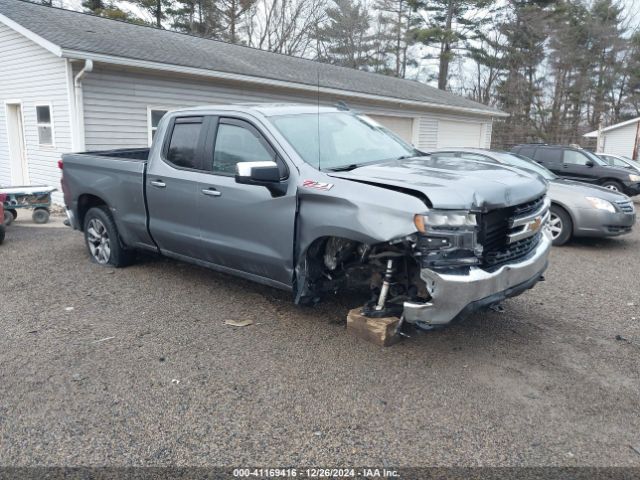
[166,117,204,169]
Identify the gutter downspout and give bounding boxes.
[73,59,93,151]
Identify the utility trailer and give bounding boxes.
[0,186,56,225]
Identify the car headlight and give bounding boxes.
[585,197,616,213]
[414,211,477,232]
[629,174,640,182]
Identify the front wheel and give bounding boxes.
[601,180,623,193]
[83,206,134,267]
[548,205,573,246]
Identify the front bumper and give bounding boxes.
[403,231,552,325]
[573,208,635,237]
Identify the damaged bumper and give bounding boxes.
[404,230,552,325]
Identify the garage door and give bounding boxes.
[437,120,483,148]
[366,115,414,144]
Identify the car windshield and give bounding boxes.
[582,149,607,166]
[495,152,556,180]
[269,112,415,170]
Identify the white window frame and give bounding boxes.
[147,106,171,146]
[35,102,55,148]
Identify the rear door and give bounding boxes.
[146,115,208,258]
[196,116,297,287]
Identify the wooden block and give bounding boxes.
[346,308,401,347]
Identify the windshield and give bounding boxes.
[269,112,415,170]
[582,149,607,166]
[495,152,556,180]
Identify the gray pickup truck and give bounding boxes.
[61,104,552,328]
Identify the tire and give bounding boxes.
[601,180,624,193]
[2,210,12,226]
[548,205,572,246]
[32,208,50,224]
[0,225,5,244]
[83,206,134,267]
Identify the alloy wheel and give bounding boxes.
[605,184,620,192]
[548,212,563,240]
[86,218,111,264]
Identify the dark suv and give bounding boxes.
[512,144,640,196]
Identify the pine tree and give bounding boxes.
[315,0,375,70]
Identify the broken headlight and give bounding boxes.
[414,211,482,268]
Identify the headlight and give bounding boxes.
[629,174,640,182]
[414,211,477,232]
[585,197,616,213]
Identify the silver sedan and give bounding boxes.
[426,148,636,246]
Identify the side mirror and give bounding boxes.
[235,161,287,197]
[585,160,594,167]
[236,161,281,184]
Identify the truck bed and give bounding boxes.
[61,149,153,250]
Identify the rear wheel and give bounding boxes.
[2,210,12,226]
[83,206,134,267]
[9,209,17,220]
[32,208,50,224]
[601,180,623,193]
[548,205,572,246]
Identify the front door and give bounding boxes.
[6,103,29,185]
[197,117,297,287]
[561,150,597,183]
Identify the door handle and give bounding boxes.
[202,188,222,197]
[150,180,166,188]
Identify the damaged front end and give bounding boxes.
[295,195,552,329]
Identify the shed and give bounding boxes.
[584,117,640,160]
[0,0,505,201]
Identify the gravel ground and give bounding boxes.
[0,209,639,468]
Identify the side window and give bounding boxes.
[212,121,276,175]
[166,117,204,169]
[563,150,590,166]
[612,158,627,168]
[534,148,562,165]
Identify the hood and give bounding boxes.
[327,156,547,211]
[550,179,630,201]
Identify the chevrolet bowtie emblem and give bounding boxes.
[528,216,542,232]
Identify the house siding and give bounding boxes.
[0,23,71,194]
[80,65,494,151]
[602,123,638,158]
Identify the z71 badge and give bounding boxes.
[302,180,334,191]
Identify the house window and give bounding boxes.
[149,108,169,145]
[36,104,54,147]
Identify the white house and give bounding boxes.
[584,117,640,160]
[0,0,505,202]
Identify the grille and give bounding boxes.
[615,200,635,214]
[479,195,545,268]
[483,233,541,268]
